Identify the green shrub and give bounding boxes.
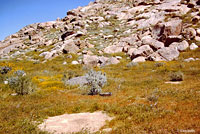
[8,70,34,95]
[169,71,184,81]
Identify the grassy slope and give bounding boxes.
[0,48,200,134]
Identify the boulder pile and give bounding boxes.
[0,0,199,66]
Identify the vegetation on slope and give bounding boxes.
[0,48,200,133]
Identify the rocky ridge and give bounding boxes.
[0,0,200,66]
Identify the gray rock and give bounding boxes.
[141,36,164,50]
[131,45,154,59]
[106,57,120,65]
[169,40,189,51]
[164,19,182,36]
[104,45,123,54]
[157,47,179,61]
[147,52,165,61]
[63,40,80,54]
[184,28,196,40]
[83,55,99,66]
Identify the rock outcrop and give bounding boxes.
[0,0,199,66]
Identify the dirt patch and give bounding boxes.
[38,111,113,134]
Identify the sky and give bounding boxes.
[0,0,94,41]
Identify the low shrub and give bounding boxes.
[169,71,184,81]
[126,62,138,68]
[154,62,165,67]
[8,70,34,95]
[85,69,107,95]
[0,66,12,74]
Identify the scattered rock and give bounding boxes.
[184,28,196,40]
[157,47,179,61]
[169,40,189,51]
[83,55,99,66]
[197,29,200,35]
[148,52,165,61]
[195,36,200,42]
[63,40,80,54]
[190,43,198,50]
[184,57,195,62]
[63,61,67,65]
[131,45,154,59]
[132,56,146,63]
[141,36,164,50]
[165,81,182,84]
[104,45,123,54]
[72,61,79,65]
[99,92,112,96]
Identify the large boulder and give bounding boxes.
[163,19,182,36]
[104,45,123,54]
[99,56,120,66]
[184,28,197,40]
[106,57,120,65]
[169,40,189,51]
[63,40,80,54]
[157,47,179,61]
[83,55,99,66]
[141,36,164,50]
[152,19,182,42]
[131,45,154,59]
[147,52,166,61]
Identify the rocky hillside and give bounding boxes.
[0,0,200,66]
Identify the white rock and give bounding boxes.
[197,29,200,35]
[157,47,179,61]
[104,45,123,54]
[195,36,200,42]
[63,62,67,65]
[190,43,198,50]
[132,56,146,63]
[4,81,8,84]
[169,40,189,51]
[184,58,195,62]
[72,61,79,65]
[115,56,122,60]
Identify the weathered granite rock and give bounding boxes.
[131,45,154,59]
[141,36,164,50]
[104,45,123,54]
[157,47,179,61]
[169,40,189,51]
[63,40,80,54]
[132,56,146,63]
[83,55,99,66]
[190,43,198,50]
